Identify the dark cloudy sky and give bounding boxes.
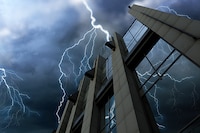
[0,0,199,133]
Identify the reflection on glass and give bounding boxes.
[123,20,148,52]
[100,95,116,133]
[146,39,174,70]
[136,57,156,86]
[136,39,200,133]
[180,115,200,133]
[106,55,113,79]
[136,39,179,93]
[102,55,113,85]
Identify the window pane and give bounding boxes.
[136,57,155,87]
[135,37,200,132]
[101,95,116,133]
[157,50,180,74]
[109,96,116,129]
[102,55,113,85]
[145,56,200,133]
[105,101,110,125]
[106,55,113,79]
[123,20,148,52]
[111,126,117,133]
[146,39,174,70]
[136,39,177,92]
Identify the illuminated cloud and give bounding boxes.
[0,0,199,132]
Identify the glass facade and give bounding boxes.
[106,55,112,79]
[135,39,200,133]
[180,115,200,133]
[123,20,148,52]
[100,95,116,133]
[102,55,113,85]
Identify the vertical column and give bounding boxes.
[65,102,76,133]
[56,101,73,133]
[112,33,158,133]
[81,56,105,133]
[64,77,89,133]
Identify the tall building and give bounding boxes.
[56,4,200,133]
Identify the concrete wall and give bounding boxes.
[112,33,140,133]
[111,33,159,133]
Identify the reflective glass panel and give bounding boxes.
[146,39,174,70]
[136,39,200,133]
[123,20,148,52]
[100,95,116,133]
[101,55,113,85]
[136,39,178,92]
[106,55,113,79]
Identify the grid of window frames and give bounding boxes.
[135,38,200,133]
[123,19,148,52]
[100,95,116,133]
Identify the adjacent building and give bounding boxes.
[56,4,200,133]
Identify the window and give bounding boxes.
[179,115,200,133]
[123,20,148,52]
[106,55,112,79]
[102,55,113,85]
[135,39,200,133]
[100,95,116,133]
[136,39,180,94]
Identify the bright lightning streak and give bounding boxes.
[82,0,110,42]
[75,29,97,84]
[56,28,95,123]
[157,6,191,19]
[157,123,165,129]
[56,0,110,124]
[0,68,39,129]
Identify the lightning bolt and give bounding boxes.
[82,0,110,42]
[156,6,191,19]
[56,0,110,124]
[0,68,39,129]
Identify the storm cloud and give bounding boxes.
[0,0,199,132]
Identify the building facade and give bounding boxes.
[56,4,200,133]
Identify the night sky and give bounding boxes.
[0,0,200,133]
